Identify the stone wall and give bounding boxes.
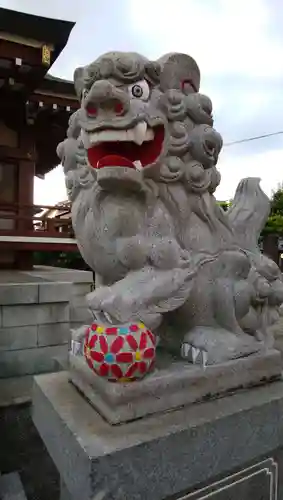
[0,281,70,378]
[24,266,94,328]
[69,281,93,327]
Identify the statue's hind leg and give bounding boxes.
[180,254,262,365]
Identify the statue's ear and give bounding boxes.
[157,53,200,93]
[73,66,85,101]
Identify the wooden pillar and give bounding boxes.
[0,122,19,268]
[15,128,35,269]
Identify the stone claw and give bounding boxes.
[181,342,208,367]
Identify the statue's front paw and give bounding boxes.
[182,326,262,366]
[181,342,209,367]
[86,287,135,324]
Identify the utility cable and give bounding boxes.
[223,130,283,147]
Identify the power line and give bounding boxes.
[223,130,283,147]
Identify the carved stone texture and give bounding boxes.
[69,349,282,424]
[57,51,283,370]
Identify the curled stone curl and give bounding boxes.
[160,90,186,121]
[169,122,190,156]
[185,93,213,126]
[188,124,223,168]
[159,156,185,183]
[182,159,221,194]
[145,61,161,84]
[113,54,145,82]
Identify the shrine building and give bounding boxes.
[0,7,78,270]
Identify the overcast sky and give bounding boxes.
[1,0,283,204]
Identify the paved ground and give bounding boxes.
[0,403,59,500]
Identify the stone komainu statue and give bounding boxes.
[57,51,283,365]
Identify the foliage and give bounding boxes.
[217,200,231,212]
[33,251,91,270]
[270,185,283,215]
[216,188,283,237]
[262,214,283,235]
[261,186,283,236]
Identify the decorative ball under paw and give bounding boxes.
[84,322,156,382]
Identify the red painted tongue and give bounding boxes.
[96,155,135,170]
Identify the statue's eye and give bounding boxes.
[128,80,150,101]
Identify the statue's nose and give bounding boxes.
[84,80,128,118]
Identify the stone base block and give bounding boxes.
[0,345,68,378]
[0,472,27,500]
[0,375,33,406]
[69,349,282,424]
[33,371,283,500]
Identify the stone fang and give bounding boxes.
[134,121,147,145]
[133,160,143,171]
[86,124,154,147]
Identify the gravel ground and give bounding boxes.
[0,403,59,500]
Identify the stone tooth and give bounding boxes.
[102,130,123,142]
[133,160,142,171]
[89,132,98,144]
[88,126,154,146]
[145,129,154,141]
[133,121,147,145]
[125,129,135,141]
[89,130,127,144]
[107,130,122,141]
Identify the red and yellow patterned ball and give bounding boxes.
[84,322,156,382]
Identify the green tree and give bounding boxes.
[33,250,91,270]
[217,200,232,212]
[262,185,283,235]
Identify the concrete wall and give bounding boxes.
[24,266,94,328]
[0,281,70,378]
[69,281,93,327]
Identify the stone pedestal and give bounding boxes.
[33,371,283,500]
[0,471,27,500]
[69,349,282,424]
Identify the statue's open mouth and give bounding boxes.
[87,121,165,170]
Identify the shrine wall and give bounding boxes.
[0,280,71,378]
